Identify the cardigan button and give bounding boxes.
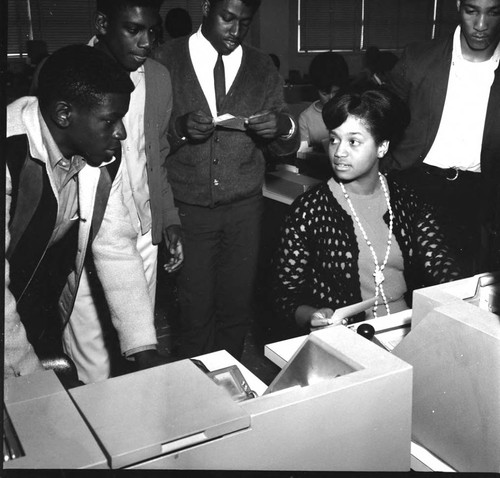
[213,179,219,186]
[213,158,219,165]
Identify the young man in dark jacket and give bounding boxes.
[384,0,500,272]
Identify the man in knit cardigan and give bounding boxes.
[154,0,300,360]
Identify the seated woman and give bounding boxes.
[272,86,463,336]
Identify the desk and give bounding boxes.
[262,169,320,205]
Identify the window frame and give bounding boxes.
[297,0,458,53]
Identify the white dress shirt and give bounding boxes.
[121,66,152,235]
[189,26,243,118]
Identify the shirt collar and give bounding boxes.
[38,108,66,169]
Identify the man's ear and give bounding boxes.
[52,101,73,128]
[95,11,108,36]
[201,0,210,18]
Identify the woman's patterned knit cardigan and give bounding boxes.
[272,178,463,335]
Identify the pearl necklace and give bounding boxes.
[340,172,393,317]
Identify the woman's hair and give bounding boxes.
[322,85,410,146]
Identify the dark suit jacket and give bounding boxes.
[384,34,500,228]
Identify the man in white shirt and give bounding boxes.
[385,0,500,273]
[65,0,183,383]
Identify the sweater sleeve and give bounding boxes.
[158,66,181,228]
[262,60,301,157]
[413,199,464,285]
[298,109,311,145]
[4,170,45,378]
[271,201,312,327]
[91,163,158,355]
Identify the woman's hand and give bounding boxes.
[295,305,345,331]
[310,308,349,331]
[309,308,335,330]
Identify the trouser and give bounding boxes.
[62,228,157,384]
[393,165,482,275]
[175,195,263,360]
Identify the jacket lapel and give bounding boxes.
[7,156,45,257]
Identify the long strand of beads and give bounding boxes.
[340,172,394,317]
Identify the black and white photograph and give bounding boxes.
[2,0,500,474]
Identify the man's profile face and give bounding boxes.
[201,0,255,55]
[66,93,129,167]
[458,0,500,58]
[98,6,160,71]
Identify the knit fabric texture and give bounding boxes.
[155,37,299,207]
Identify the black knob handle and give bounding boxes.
[357,323,375,341]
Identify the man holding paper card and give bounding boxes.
[154,0,299,359]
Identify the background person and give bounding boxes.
[383,0,500,273]
[299,52,349,152]
[164,7,193,40]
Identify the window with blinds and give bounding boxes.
[299,0,362,51]
[7,0,205,57]
[8,0,95,57]
[298,0,460,52]
[363,0,434,50]
[7,0,31,57]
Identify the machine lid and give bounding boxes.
[70,360,251,468]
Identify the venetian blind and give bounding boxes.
[364,0,435,49]
[300,0,362,51]
[8,0,94,56]
[31,0,95,52]
[7,0,31,56]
